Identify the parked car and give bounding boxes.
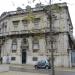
[34,59,51,69]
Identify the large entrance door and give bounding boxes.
[22,49,26,64]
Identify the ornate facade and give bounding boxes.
[0,3,74,67]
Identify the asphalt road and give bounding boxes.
[10,66,75,75]
[0,65,75,75]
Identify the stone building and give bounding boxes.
[0,3,74,67]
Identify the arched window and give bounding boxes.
[12,39,17,53]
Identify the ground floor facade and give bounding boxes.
[0,33,74,67]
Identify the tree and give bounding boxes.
[25,0,62,75]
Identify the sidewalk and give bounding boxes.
[0,64,9,72]
[0,71,47,75]
[55,67,75,72]
[1,64,75,72]
[9,64,34,69]
[9,64,75,72]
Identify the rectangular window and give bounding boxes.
[22,20,28,30]
[12,50,17,53]
[33,57,38,61]
[33,43,39,49]
[12,44,17,50]
[33,49,39,53]
[22,20,28,26]
[46,38,56,52]
[12,39,17,53]
[32,39,39,50]
[34,18,40,29]
[2,22,7,32]
[0,28,1,33]
[0,39,2,45]
[11,57,16,61]
[12,20,19,28]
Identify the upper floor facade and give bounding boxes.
[0,3,73,37]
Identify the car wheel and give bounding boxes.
[46,66,49,69]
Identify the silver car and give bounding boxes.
[34,60,51,69]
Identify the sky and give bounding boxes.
[0,0,75,37]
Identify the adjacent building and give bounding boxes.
[0,3,74,67]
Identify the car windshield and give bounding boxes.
[38,60,47,64]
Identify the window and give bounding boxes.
[11,57,16,61]
[22,20,29,30]
[33,57,38,61]
[22,20,28,26]
[0,28,1,33]
[12,50,16,53]
[32,38,39,51]
[0,46,1,56]
[12,20,19,28]
[33,18,40,29]
[21,38,29,49]
[46,37,57,52]
[2,22,7,32]
[23,38,27,44]
[21,38,28,46]
[12,39,17,53]
[33,49,38,53]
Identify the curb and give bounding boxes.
[55,68,75,72]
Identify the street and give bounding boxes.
[0,64,75,75]
[0,71,75,75]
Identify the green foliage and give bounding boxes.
[43,4,62,13]
[25,12,35,21]
[51,4,62,13]
[25,6,35,21]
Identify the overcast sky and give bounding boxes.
[0,0,75,37]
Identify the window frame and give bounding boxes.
[32,38,39,51]
[22,20,29,30]
[11,57,16,61]
[11,39,17,53]
[12,20,19,28]
[32,57,38,61]
[33,18,40,29]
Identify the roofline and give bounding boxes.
[0,2,67,21]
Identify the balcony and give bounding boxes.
[0,32,8,37]
[9,31,19,35]
[0,27,59,37]
[20,30,29,34]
